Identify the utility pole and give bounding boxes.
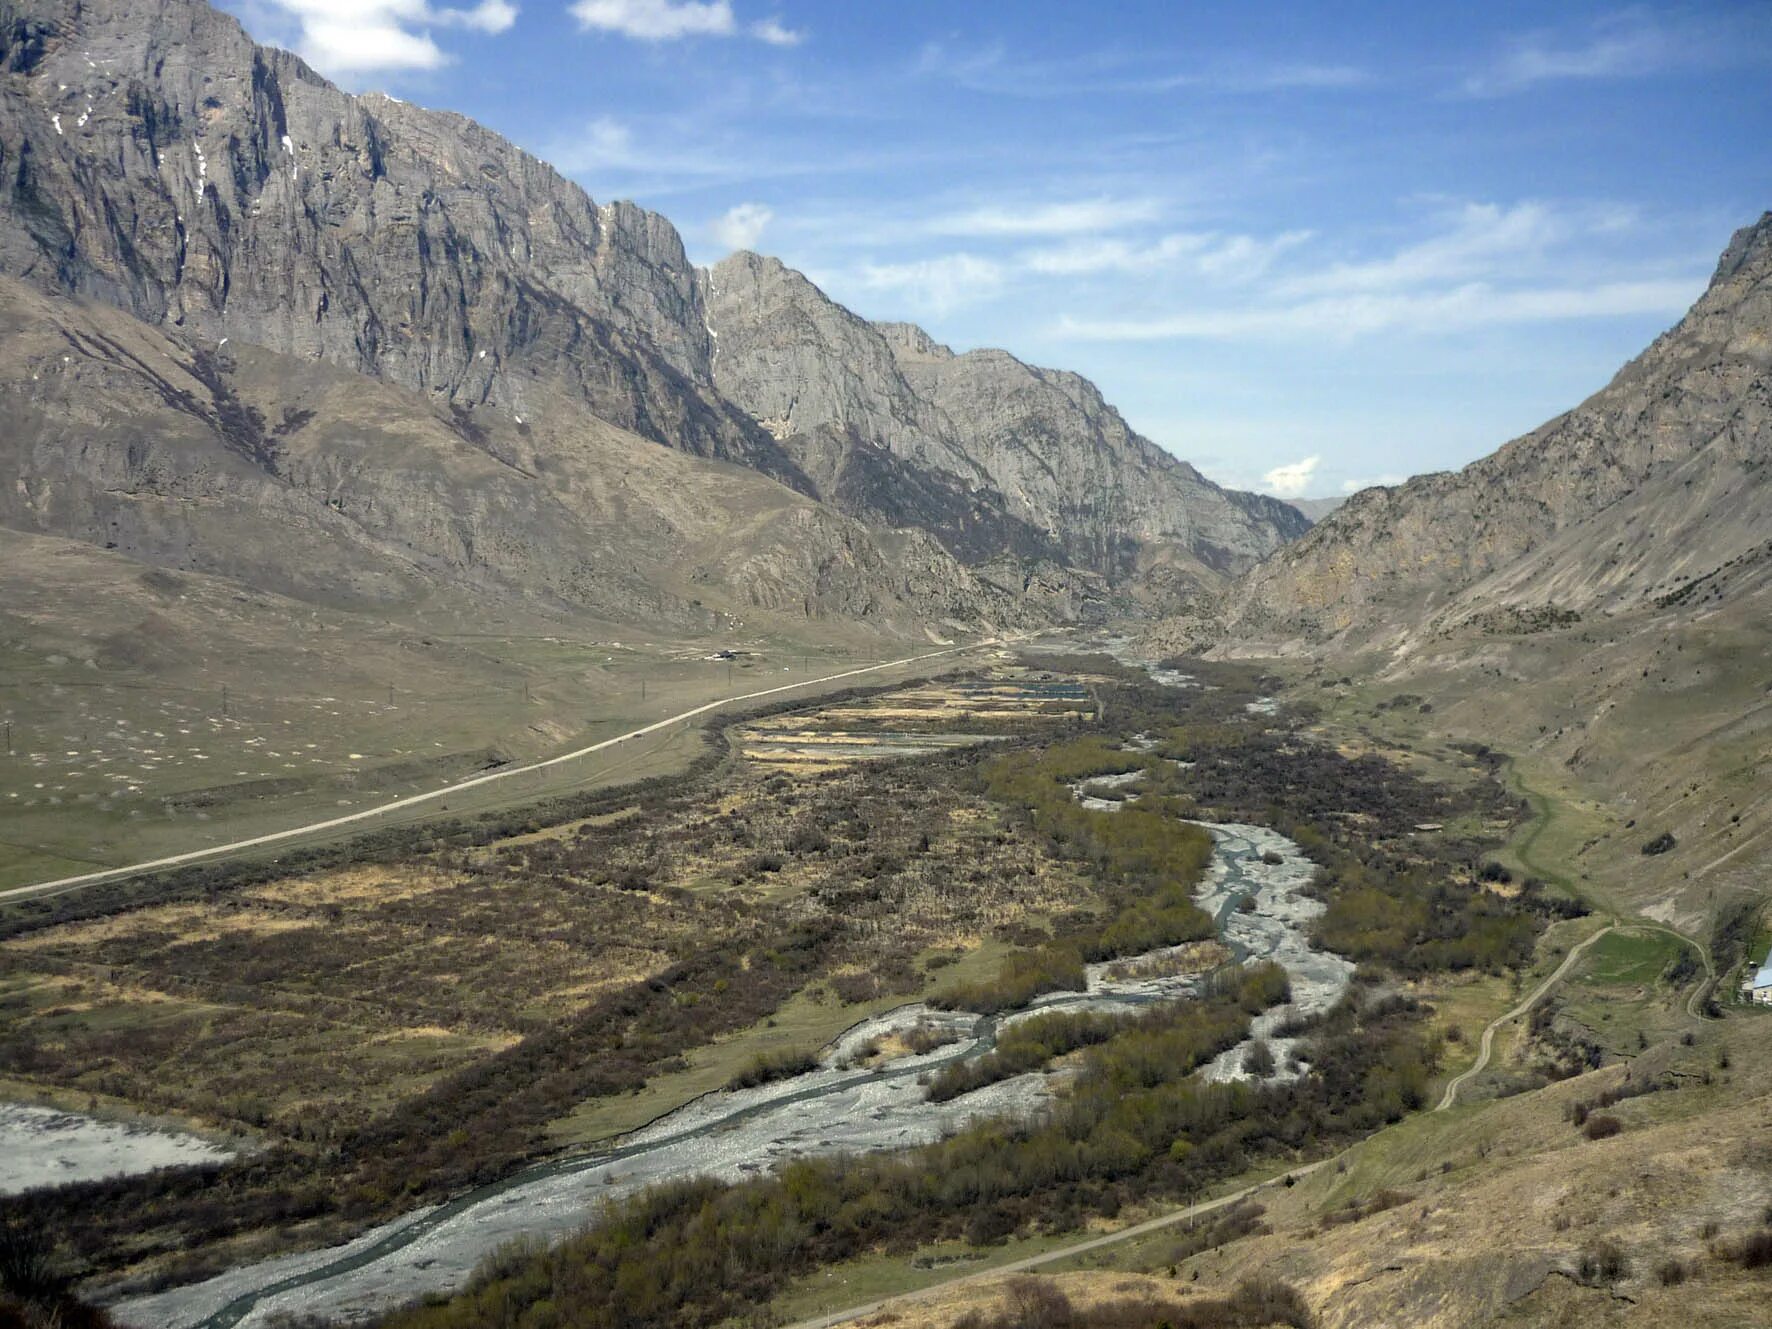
[4,721,10,756]
[387,683,395,707]
[221,685,229,719]
[640,678,647,703]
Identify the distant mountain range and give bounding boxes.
[0,0,1303,636]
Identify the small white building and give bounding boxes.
[1748,953,1772,1005]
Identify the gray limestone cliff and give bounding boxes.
[0,0,800,481]
[704,251,1307,592]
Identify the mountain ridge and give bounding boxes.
[705,248,1307,592]
[1200,211,1772,656]
[0,0,1302,622]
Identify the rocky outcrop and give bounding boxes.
[1213,213,1772,654]
[0,276,1032,632]
[0,0,801,482]
[705,251,1307,589]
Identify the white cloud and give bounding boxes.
[259,0,517,74]
[436,0,516,30]
[1461,9,1770,96]
[1022,233,1209,275]
[1022,229,1310,281]
[913,41,1372,98]
[856,254,1005,315]
[751,16,803,46]
[1262,455,1319,498]
[570,0,731,38]
[929,197,1162,239]
[709,202,773,251]
[569,0,802,43]
[1279,202,1565,296]
[1056,277,1702,342]
[1195,230,1314,282]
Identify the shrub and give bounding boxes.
[724,1047,819,1091]
[1655,1257,1690,1286]
[1577,1240,1629,1284]
[1242,1041,1276,1077]
[1727,1228,1772,1269]
[1582,1114,1623,1141]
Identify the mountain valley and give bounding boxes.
[0,1,1767,1327]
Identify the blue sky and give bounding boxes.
[227,0,1771,499]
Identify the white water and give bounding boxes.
[0,1104,231,1196]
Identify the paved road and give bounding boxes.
[0,638,999,904]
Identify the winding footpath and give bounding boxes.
[782,1160,1336,1329]
[1,639,1001,905]
[1435,924,1616,1112]
[792,910,1727,1329]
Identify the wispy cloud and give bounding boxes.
[1022,229,1310,280]
[856,254,1006,316]
[1056,276,1702,342]
[915,41,1370,98]
[569,0,803,44]
[708,202,774,250]
[260,0,518,74]
[1262,455,1320,498]
[1462,8,1771,96]
[1278,201,1572,295]
[547,115,791,191]
[1043,198,1697,343]
[751,16,803,46]
[928,197,1162,239]
[1022,233,1210,275]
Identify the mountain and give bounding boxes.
[1285,496,1343,523]
[1210,213,1772,655]
[1179,213,1772,933]
[0,0,1300,632]
[0,0,804,482]
[0,273,1027,631]
[705,251,1308,594]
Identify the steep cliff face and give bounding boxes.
[0,0,801,481]
[883,324,1308,582]
[0,0,1304,634]
[1215,213,1772,653]
[705,251,1307,589]
[0,276,1031,631]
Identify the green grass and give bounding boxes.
[766,1229,1087,1324]
[1580,928,1686,986]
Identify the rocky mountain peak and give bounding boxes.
[705,251,1306,588]
[0,0,800,478]
[875,321,954,363]
[1207,211,1772,652]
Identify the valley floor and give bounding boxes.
[2,643,1764,1329]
